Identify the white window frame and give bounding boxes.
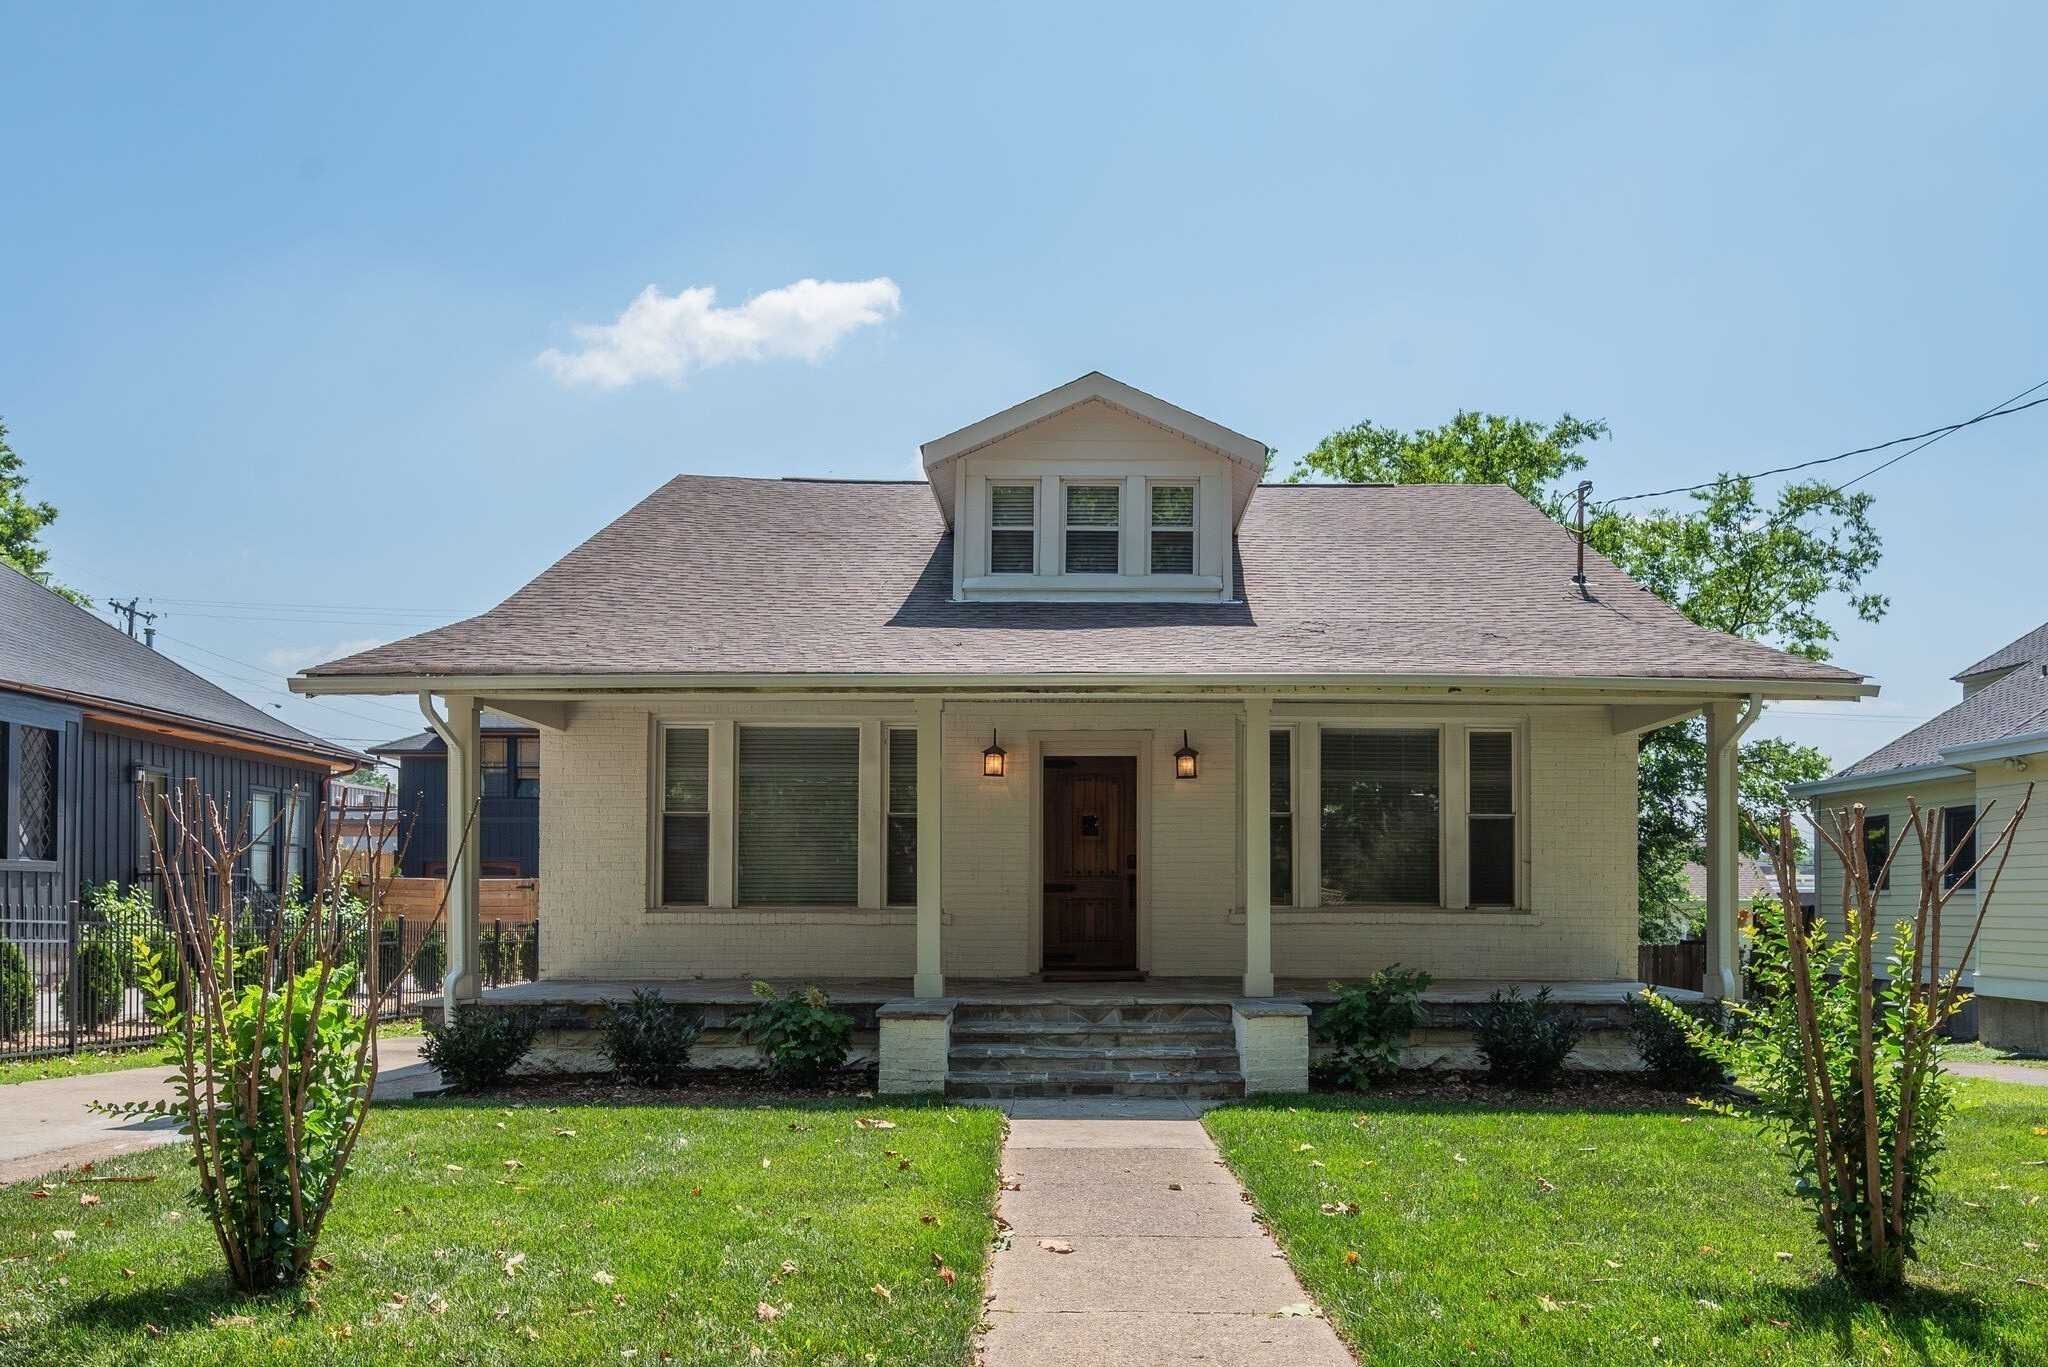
[884,726,918,907]
[1147,480,1198,576]
[1464,728,1521,909]
[988,482,1038,576]
[1060,479,1124,576]
[657,724,713,907]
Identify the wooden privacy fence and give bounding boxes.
[371,877,538,927]
[1639,939,1706,992]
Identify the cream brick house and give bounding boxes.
[1795,620,2048,1052]
[296,374,1868,1093]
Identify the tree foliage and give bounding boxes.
[1290,413,1887,934]
[0,418,87,606]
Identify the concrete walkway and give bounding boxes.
[1949,1059,2048,1087]
[979,1106,1352,1366]
[0,1037,437,1185]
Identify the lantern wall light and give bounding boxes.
[981,729,1007,778]
[1174,730,1199,780]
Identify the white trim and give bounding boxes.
[1792,761,1976,799]
[920,372,1268,478]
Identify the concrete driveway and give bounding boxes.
[0,1036,437,1185]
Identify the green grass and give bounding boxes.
[1944,1041,2048,1071]
[1207,1081,2048,1365]
[0,1097,1006,1365]
[0,1020,424,1086]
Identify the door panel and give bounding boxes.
[1042,756,1137,970]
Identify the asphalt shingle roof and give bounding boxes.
[1954,620,2048,683]
[0,563,355,762]
[305,478,1863,689]
[1839,628,2048,778]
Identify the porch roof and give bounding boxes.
[300,480,1864,699]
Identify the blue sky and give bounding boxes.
[4,4,2044,764]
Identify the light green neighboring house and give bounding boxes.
[1793,621,2048,1050]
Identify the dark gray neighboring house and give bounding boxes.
[372,713,539,879]
[0,564,360,924]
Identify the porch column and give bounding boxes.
[422,692,482,1012]
[914,697,944,997]
[1703,697,1759,1001]
[1243,695,1274,997]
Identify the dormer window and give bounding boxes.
[989,484,1037,574]
[1150,484,1195,574]
[1064,483,1122,574]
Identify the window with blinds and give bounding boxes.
[886,729,918,906]
[1150,484,1195,574]
[661,728,710,905]
[1064,483,1121,573]
[1320,729,1440,905]
[990,484,1037,574]
[737,726,859,906]
[1468,732,1516,906]
[249,789,278,895]
[1270,729,1293,906]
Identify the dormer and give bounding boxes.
[920,373,1268,604]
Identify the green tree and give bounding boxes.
[1291,417,1885,937]
[0,419,87,606]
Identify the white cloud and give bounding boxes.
[538,277,902,389]
[266,639,385,674]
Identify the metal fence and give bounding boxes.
[0,898,538,1061]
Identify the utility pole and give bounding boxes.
[109,597,158,643]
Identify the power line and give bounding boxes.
[1600,382,2048,507]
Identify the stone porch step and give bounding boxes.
[950,1043,1242,1072]
[944,1000,1245,1099]
[946,1070,1246,1100]
[949,1003,1235,1027]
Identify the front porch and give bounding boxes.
[459,975,1694,1096]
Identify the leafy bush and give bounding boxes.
[1627,990,1730,1087]
[1471,986,1583,1089]
[0,940,31,1041]
[519,919,540,981]
[1312,965,1432,1090]
[735,982,853,1086]
[412,928,446,994]
[600,988,702,1088]
[422,1009,537,1091]
[65,936,125,1029]
[84,882,158,986]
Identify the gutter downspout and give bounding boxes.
[1705,693,1764,999]
[418,691,475,1021]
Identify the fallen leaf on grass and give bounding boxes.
[761,1158,771,1169]
[78,1194,101,1207]
[1319,1202,1356,1216]
[2019,1278,2048,1291]
[1037,1240,1073,1255]
[755,1302,781,1321]
[1696,1298,1722,1311]
[311,1258,334,1273]
[1775,1251,1793,1262]
[1534,1178,1556,1193]
[120,1268,135,1279]
[211,1314,256,1328]
[504,1252,527,1276]
[51,1230,75,1242]
[919,1214,939,1226]
[144,1324,165,1340]
[1343,1251,1360,1267]
[871,1284,892,1301]
[592,1271,615,1286]
[554,1129,577,1138]
[855,1118,897,1130]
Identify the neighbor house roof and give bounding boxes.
[371,711,537,758]
[302,478,1864,693]
[0,563,359,767]
[1830,623,2048,781]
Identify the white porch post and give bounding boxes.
[913,697,944,997]
[421,692,482,1013]
[1243,695,1274,997]
[1703,697,1760,1001]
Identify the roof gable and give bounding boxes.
[1953,619,2048,683]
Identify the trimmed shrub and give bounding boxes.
[735,982,853,1086]
[1312,964,1432,1091]
[421,1009,537,1091]
[600,988,702,1088]
[65,937,125,1029]
[1626,990,1731,1087]
[1471,986,1583,1089]
[412,929,446,994]
[0,940,32,1041]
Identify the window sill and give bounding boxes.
[644,906,917,927]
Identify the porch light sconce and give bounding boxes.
[981,730,1007,778]
[1174,731,1199,780]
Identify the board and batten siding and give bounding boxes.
[535,696,1641,984]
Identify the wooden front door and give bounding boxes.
[1041,756,1138,972]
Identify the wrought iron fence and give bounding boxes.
[0,897,524,1061]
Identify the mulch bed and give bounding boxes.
[451,1066,885,1107]
[1315,1068,1731,1111]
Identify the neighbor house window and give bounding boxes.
[137,769,169,886]
[1861,813,1891,893]
[1941,805,1977,891]
[886,729,918,906]
[660,728,710,905]
[1320,729,1440,905]
[248,789,279,895]
[515,740,540,799]
[481,736,512,798]
[4,724,59,863]
[737,726,858,906]
[1150,484,1195,574]
[1063,483,1121,574]
[1467,731,1517,906]
[285,788,310,893]
[990,484,1037,574]
[1269,729,1293,906]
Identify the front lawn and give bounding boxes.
[0,1048,164,1087]
[1945,1040,2048,1071]
[1208,1080,2048,1365]
[0,1096,1006,1366]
